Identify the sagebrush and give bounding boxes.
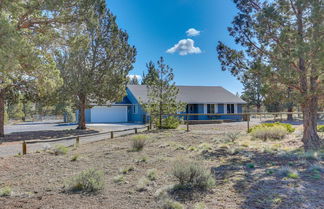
[66,168,104,193]
[131,135,147,151]
[172,160,215,190]
[248,122,295,133]
[251,126,287,141]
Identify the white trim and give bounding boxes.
[215,104,218,113]
[203,104,207,114]
[234,104,238,113]
[224,103,227,114]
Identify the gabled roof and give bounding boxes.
[127,85,246,104]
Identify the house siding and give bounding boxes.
[126,88,146,123]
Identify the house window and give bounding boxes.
[207,104,215,113]
[187,104,194,113]
[133,105,138,114]
[227,104,235,113]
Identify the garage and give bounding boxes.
[90,106,128,123]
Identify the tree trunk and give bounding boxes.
[256,104,261,113]
[77,95,86,129]
[301,98,321,151]
[287,106,293,121]
[0,90,4,137]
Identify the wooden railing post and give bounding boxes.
[135,128,138,134]
[111,131,114,139]
[22,141,27,155]
[147,125,150,131]
[247,114,250,133]
[186,120,189,132]
[75,136,80,147]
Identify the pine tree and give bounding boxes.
[217,0,323,150]
[142,57,185,128]
[58,1,136,129]
[141,61,159,85]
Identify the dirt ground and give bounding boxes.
[0,122,323,209]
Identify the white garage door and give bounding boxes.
[91,106,128,123]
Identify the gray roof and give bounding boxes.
[127,85,246,104]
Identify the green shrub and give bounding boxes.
[158,116,180,129]
[0,186,12,196]
[162,199,185,209]
[248,122,295,133]
[277,166,299,179]
[226,132,240,142]
[71,154,79,161]
[194,202,207,209]
[251,126,288,141]
[66,168,104,193]
[147,169,157,181]
[317,125,324,132]
[119,166,135,174]
[131,135,147,151]
[172,160,215,190]
[53,144,69,155]
[64,106,76,123]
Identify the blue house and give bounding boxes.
[80,85,246,123]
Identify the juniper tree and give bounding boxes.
[58,1,136,129]
[142,57,185,128]
[217,0,323,150]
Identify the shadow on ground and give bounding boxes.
[207,148,324,209]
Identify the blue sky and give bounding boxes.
[107,0,242,94]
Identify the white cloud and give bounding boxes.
[186,28,200,37]
[127,74,142,80]
[166,39,202,56]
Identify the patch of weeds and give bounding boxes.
[226,131,240,142]
[113,175,125,184]
[194,202,207,209]
[147,169,157,181]
[131,135,147,151]
[154,185,174,200]
[136,177,150,192]
[277,166,299,179]
[172,159,215,191]
[188,146,197,151]
[161,199,184,209]
[53,144,69,155]
[308,164,323,179]
[71,154,80,161]
[246,163,255,169]
[265,169,276,175]
[135,156,148,164]
[119,166,135,174]
[66,168,104,193]
[251,126,288,141]
[198,143,213,152]
[0,186,12,196]
[300,151,320,161]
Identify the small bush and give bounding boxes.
[119,166,135,174]
[71,154,79,161]
[172,160,215,190]
[301,151,320,161]
[136,177,150,192]
[246,163,255,169]
[226,132,240,142]
[277,166,299,179]
[317,125,324,132]
[113,175,125,184]
[131,135,147,151]
[194,202,207,209]
[251,126,287,141]
[0,186,12,196]
[67,169,104,193]
[162,199,185,209]
[53,144,69,155]
[147,169,157,181]
[248,122,295,133]
[158,116,180,129]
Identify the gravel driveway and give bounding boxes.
[0,121,146,158]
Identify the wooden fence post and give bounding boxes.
[111,131,114,139]
[147,125,150,131]
[186,121,189,132]
[75,136,80,147]
[135,128,138,134]
[22,141,27,155]
[247,114,250,133]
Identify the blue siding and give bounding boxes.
[126,88,146,123]
[75,109,91,123]
[218,104,224,113]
